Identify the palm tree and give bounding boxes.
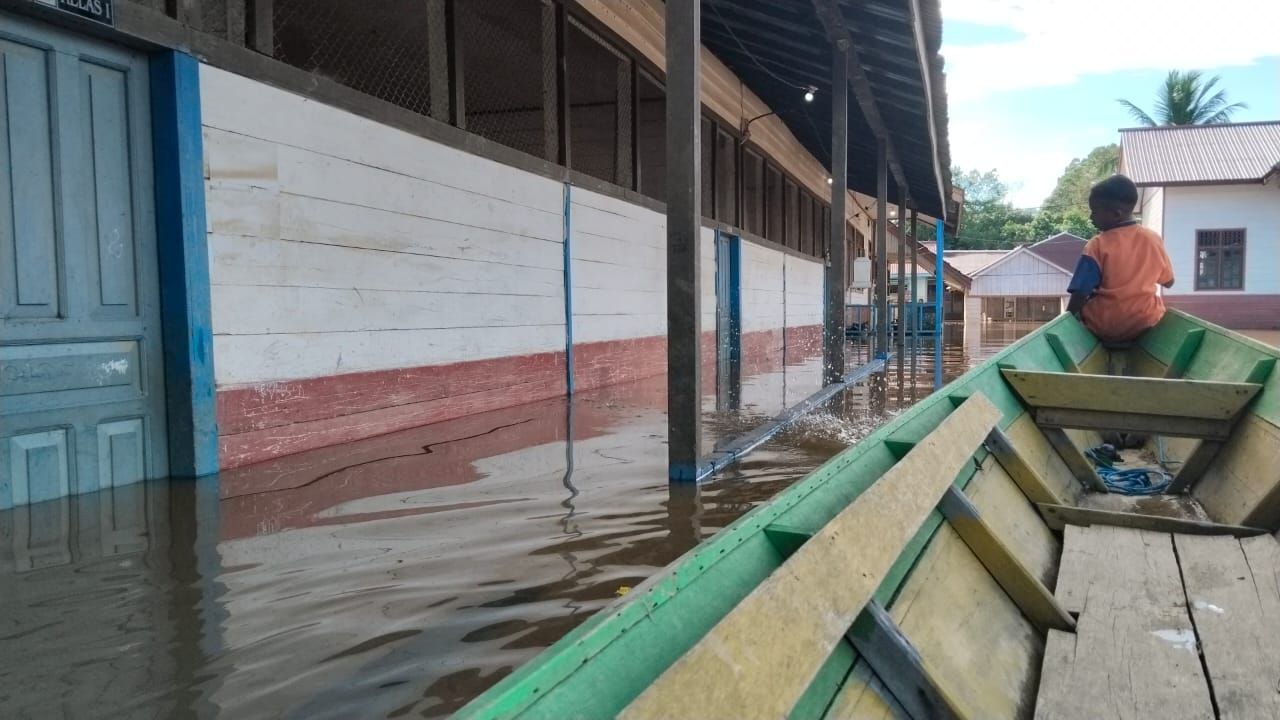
[1118,70,1249,126]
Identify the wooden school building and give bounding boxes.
[0,0,953,505]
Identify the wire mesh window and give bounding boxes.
[459,0,551,159]
[742,150,764,236]
[714,128,738,225]
[637,71,666,202]
[567,18,631,185]
[765,165,783,244]
[1196,229,1246,290]
[785,179,800,251]
[799,193,813,255]
[272,0,435,116]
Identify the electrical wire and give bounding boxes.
[706,0,812,93]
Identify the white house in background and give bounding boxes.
[1121,121,1280,329]
[944,239,1083,325]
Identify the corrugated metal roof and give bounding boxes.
[1029,233,1087,274]
[943,250,1008,275]
[1121,121,1280,185]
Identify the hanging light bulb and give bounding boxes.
[803,86,816,103]
[826,177,834,185]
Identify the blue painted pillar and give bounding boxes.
[934,221,945,390]
[151,51,218,478]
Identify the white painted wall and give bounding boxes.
[203,66,827,389]
[784,254,824,330]
[1162,181,1280,295]
[1139,186,1164,235]
[741,242,786,334]
[969,249,1072,297]
[201,66,567,386]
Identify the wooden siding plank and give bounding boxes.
[847,602,966,720]
[822,659,906,720]
[619,394,1002,720]
[938,487,1074,633]
[966,454,1062,588]
[1191,413,1280,529]
[1036,503,1267,537]
[1003,369,1261,420]
[986,425,1069,507]
[884,522,1043,718]
[1036,525,1214,720]
[1176,533,1280,720]
[1002,413,1083,505]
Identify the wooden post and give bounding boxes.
[875,141,889,359]
[824,43,849,385]
[896,200,906,348]
[429,0,452,123]
[665,0,702,482]
[553,0,569,165]
[910,209,918,338]
[933,219,943,388]
[246,0,273,55]
[447,0,466,129]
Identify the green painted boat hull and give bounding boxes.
[456,310,1280,719]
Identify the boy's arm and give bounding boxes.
[1066,251,1102,317]
[1156,234,1175,288]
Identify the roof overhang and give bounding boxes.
[701,0,953,221]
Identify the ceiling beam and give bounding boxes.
[904,0,948,219]
[810,0,912,206]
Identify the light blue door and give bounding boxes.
[0,13,167,509]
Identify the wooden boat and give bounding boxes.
[456,309,1280,719]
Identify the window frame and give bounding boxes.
[1194,228,1247,291]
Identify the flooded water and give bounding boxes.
[0,322,1039,719]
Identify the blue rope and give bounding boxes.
[1085,446,1172,496]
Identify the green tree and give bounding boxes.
[1043,145,1119,214]
[951,168,1026,249]
[1118,70,1248,127]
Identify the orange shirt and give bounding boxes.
[1074,224,1175,343]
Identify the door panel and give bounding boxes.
[0,13,167,509]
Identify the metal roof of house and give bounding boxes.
[1029,233,1087,274]
[941,249,1009,275]
[701,0,953,219]
[1120,121,1280,186]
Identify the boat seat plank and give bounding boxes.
[619,394,1003,720]
[1037,503,1267,537]
[1176,533,1280,720]
[1035,525,1214,719]
[1002,369,1261,420]
[1034,407,1235,440]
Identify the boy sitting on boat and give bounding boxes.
[1066,174,1175,344]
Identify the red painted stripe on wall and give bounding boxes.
[216,325,825,469]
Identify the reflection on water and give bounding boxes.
[0,322,1040,718]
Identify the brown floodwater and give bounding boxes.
[0,322,1041,719]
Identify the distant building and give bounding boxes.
[949,246,1074,324]
[1121,121,1280,329]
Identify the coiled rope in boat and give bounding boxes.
[1085,445,1172,496]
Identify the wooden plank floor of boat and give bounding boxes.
[1035,525,1280,719]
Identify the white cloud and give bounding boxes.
[942,0,1280,100]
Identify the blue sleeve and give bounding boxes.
[1067,255,1101,296]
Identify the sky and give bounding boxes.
[941,0,1280,208]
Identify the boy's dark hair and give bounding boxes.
[1089,174,1139,211]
